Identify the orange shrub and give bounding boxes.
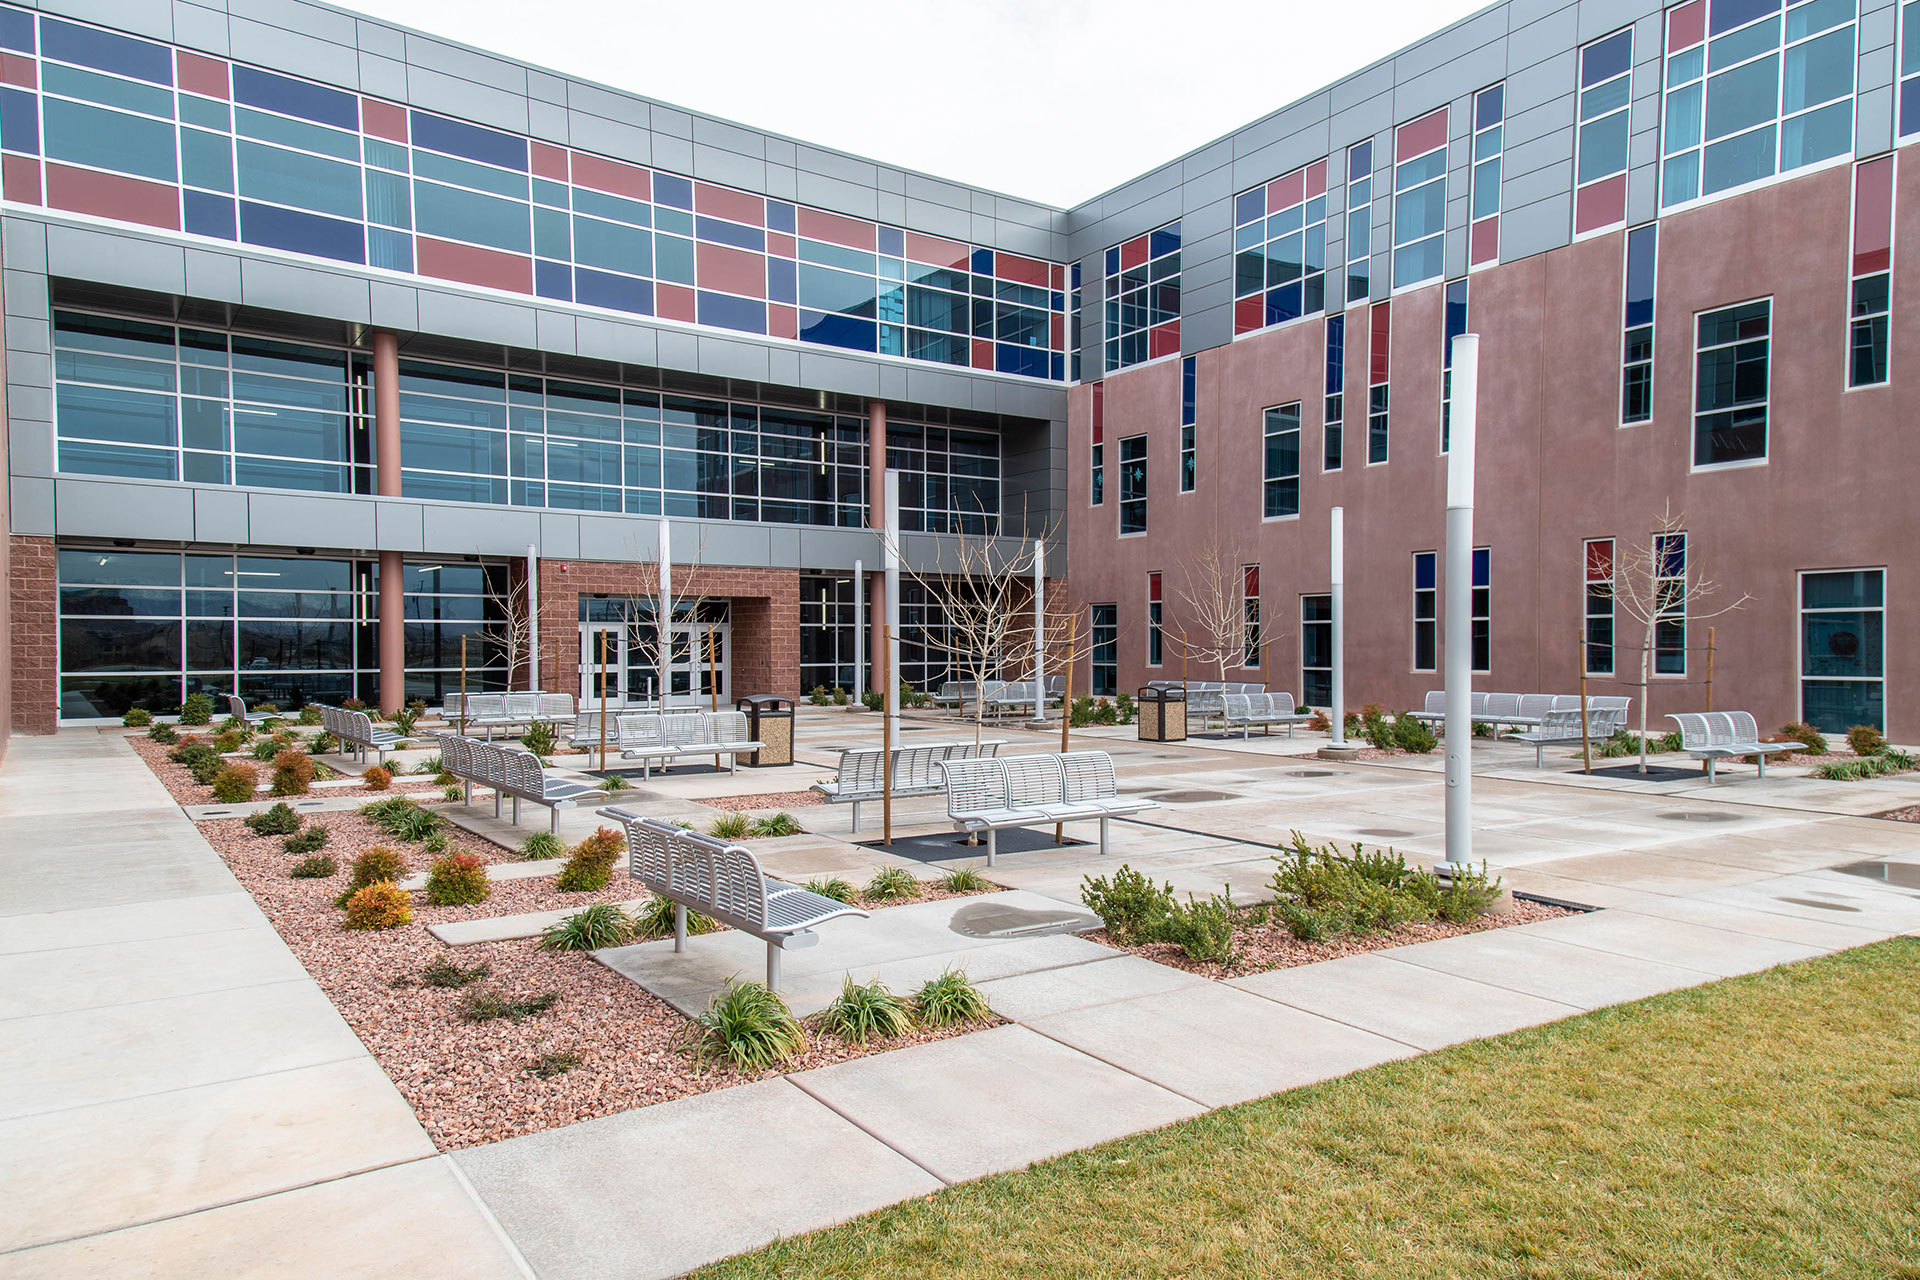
[362,765,392,791]
[343,882,412,930]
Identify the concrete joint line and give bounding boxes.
[1012,1023,1213,1110]
[1533,931,1803,977]
[4,1050,373,1124]
[1610,905,1859,950]
[0,921,259,959]
[778,1075,955,1187]
[0,973,319,1025]
[444,1154,540,1280]
[1228,981,1452,1052]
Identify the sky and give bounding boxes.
[338,0,1493,208]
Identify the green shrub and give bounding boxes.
[939,866,990,893]
[244,801,303,836]
[1158,890,1240,964]
[861,689,883,711]
[361,797,444,841]
[911,968,991,1027]
[520,831,564,862]
[749,812,804,837]
[1273,899,1341,942]
[803,876,858,905]
[211,763,258,803]
[270,749,314,796]
[707,812,752,840]
[688,980,806,1070]
[597,775,628,794]
[413,754,443,775]
[864,866,923,901]
[342,882,412,930]
[441,784,462,802]
[146,721,178,744]
[179,692,214,725]
[1847,724,1888,756]
[212,730,246,754]
[173,743,225,784]
[290,854,336,879]
[540,902,636,951]
[807,684,832,705]
[520,719,559,760]
[247,735,280,761]
[122,708,153,727]
[1391,714,1438,754]
[1427,862,1505,923]
[1080,864,1174,944]
[1779,722,1829,754]
[1472,720,1495,738]
[298,705,323,726]
[1267,831,1471,940]
[310,731,339,756]
[816,976,914,1043]
[421,828,450,855]
[221,715,252,739]
[555,826,623,892]
[282,824,329,855]
[392,706,421,737]
[831,687,849,706]
[421,955,491,987]
[459,986,558,1023]
[631,893,720,939]
[425,852,490,906]
[1359,708,1395,751]
[1813,749,1916,781]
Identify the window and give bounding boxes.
[1323,315,1345,470]
[1694,299,1771,467]
[1442,280,1468,452]
[1801,569,1885,732]
[1262,402,1301,518]
[1849,155,1894,388]
[1345,141,1375,302]
[1470,84,1504,268]
[1233,159,1330,334]
[1412,551,1437,670]
[1118,434,1147,534]
[1574,29,1632,234]
[1655,532,1688,674]
[1070,262,1083,383]
[1090,603,1118,697]
[1392,108,1447,288]
[1301,594,1332,708]
[1179,356,1197,491]
[1090,382,1105,506]
[1147,572,1163,666]
[1662,0,1857,209]
[1621,224,1658,423]
[1903,0,1920,137]
[798,572,868,695]
[1585,538,1616,676]
[1242,566,1262,668]
[1367,302,1390,464]
[1105,221,1181,372]
[1471,547,1491,673]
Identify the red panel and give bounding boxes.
[361,99,407,143]
[45,164,178,231]
[175,50,227,98]
[905,231,969,268]
[1853,155,1895,266]
[768,304,797,340]
[1244,565,1259,596]
[1147,572,1161,603]
[1050,312,1065,350]
[3,154,40,205]
[1092,382,1104,439]
[529,141,568,181]
[798,207,876,251]
[572,153,649,200]
[415,237,531,294]
[971,338,993,370]
[696,242,765,298]
[1573,174,1626,233]
[1148,321,1180,360]
[656,283,696,323]
[1667,0,1705,51]
[696,181,764,227]
[1585,538,1614,582]
[1267,168,1304,212]
[1305,159,1328,199]
[766,232,796,258]
[1395,107,1448,162]
[1855,247,1891,275]
[1234,294,1264,334]
[1120,234,1149,269]
[1051,263,1065,290]
[997,251,1049,287]
[0,52,36,89]
[1369,301,1391,383]
[1470,215,1500,266]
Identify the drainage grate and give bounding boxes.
[1657,811,1740,823]
[1286,769,1337,778]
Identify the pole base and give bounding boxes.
[1317,743,1363,762]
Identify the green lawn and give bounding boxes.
[699,939,1920,1279]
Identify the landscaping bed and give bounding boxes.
[127,732,440,807]
[688,790,828,810]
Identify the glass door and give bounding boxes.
[668,623,729,708]
[579,624,626,707]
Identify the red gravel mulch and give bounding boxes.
[1875,806,1920,823]
[128,734,442,806]
[690,790,828,810]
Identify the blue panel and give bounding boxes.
[1235,189,1264,225]
[534,258,571,300]
[697,291,766,334]
[409,110,527,171]
[1150,222,1181,256]
[1415,552,1435,590]
[41,17,169,83]
[653,173,692,209]
[230,66,356,131]
[1050,352,1064,382]
[971,248,993,274]
[239,201,365,265]
[766,199,795,232]
[877,225,903,256]
[995,343,1047,378]
[0,86,38,154]
[369,226,413,272]
[1348,141,1372,180]
[1051,290,1064,310]
[573,188,648,226]
[1105,246,1119,275]
[799,310,876,352]
[1325,314,1345,393]
[1580,29,1634,84]
[184,190,236,240]
[574,267,652,316]
[767,256,797,304]
[1266,283,1302,325]
[695,215,764,252]
[1476,83,1505,128]
[1071,262,1080,288]
[0,6,32,52]
[1472,547,1491,586]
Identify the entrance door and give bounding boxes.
[580,624,625,706]
[666,622,730,708]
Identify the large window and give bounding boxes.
[1301,593,1332,708]
[1180,356,1197,491]
[887,423,1002,534]
[1585,538,1616,676]
[1575,29,1632,234]
[1849,155,1894,389]
[1345,141,1375,302]
[1470,84,1504,269]
[1105,221,1181,372]
[1392,108,1448,288]
[1263,403,1301,518]
[1118,435,1148,535]
[1800,569,1884,732]
[1694,299,1771,467]
[1090,603,1118,697]
[1368,302,1391,465]
[1413,551,1437,671]
[1324,315,1345,471]
[1621,225,1658,423]
[1662,0,1857,209]
[799,572,868,695]
[1233,159,1329,334]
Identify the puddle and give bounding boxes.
[1658,811,1739,823]
[948,902,1099,939]
[1286,769,1337,778]
[1149,789,1237,803]
[1776,896,1862,912]
[1357,828,1416,838]
[1832,860,1920,890]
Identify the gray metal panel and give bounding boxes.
[527,98,568,147]
[566,80,651,130]
[654,328,698,374]
[687,520,773,568]
[421,503,544,557]
[1576,0,1656,42]
[693,116,766,158]
[249,491,374,547]
[526,70,568,108]
[172,3,230,55]
[692,146,767,192]
[1331,61,1396,114]
[1500,194,1573,259]
[373,500,426,553]
[227,18,359,87]
[696,335,770,383]
[1393,5,1510,80]
[6,267,51,320]
[1859,34,1896,92]
[406,65,531,135]
[1858,85,1895,156]
[569,113,653,168]
[795,173,879,221]
[183,248,242,304]
[6,411,52,475]
[766,346,800,389]
[414,289,536,348]
[1626,161,1657,225]
[228,0,359,44]
[903,198,970,241]
[796,526,883,570]
[192,487,250,544]
[534,309,577,356]
[1860,0,1897,52]
[764,164,798,201]
[400,30,527,91]
[40,0,174,40]
[797,352,880,398]
[876,192,907,226]
[57,477,195,541]
[355,15,406,59]
[651,134,694,177]
[875,166,907,196]
[1394,42,1507,119]
[5,314,50,355]
[574,315,656,367]
[239,258,371,322]
[535,511,582,558]
[3,217,47,273]
[368,281,420,331]
[1502,156,1574,209]
[651,107,693,139]
[9,475,54,536]
[46,226,186,297]
[356,51,407,102]
[796,145,877,188]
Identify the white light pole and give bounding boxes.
[1329,506,1346,747]
[851,558,864,701]
[1031,537,1045,722]
[657,518,672,709]
[883,471,902,757]
[525,542,539,693]
[1441,333,1480,875]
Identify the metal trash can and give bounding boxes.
[736,694,794,766]
[1138,685,1187,742]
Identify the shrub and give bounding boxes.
[1307,709,1331,733]
[807,684,832,706]
[122,708,153,727]
[179,692,215,725]
[244,801,303,836]
[1080,864,1174,944]
[425,852,490,906]
[343,882,412,930]
[1848,724,1888,756]
[459,986,558,1023]
[816,977,914,1043]
[212,730,246,753]
[831,687,849,706]
[270,749,315,797]
[1268,831,1460,940]
[1473,720,1496,738]
[310,731,339,756]
[1779,722,1829,754]
[421,955,491,987]
[361,765,392,791]
[597,775,628,794]
[247,735,279,761]
[707,812,752,840]
[1159,890,1240,964]
[1426,862,1505,923]
[865,866,923,901]
[412,754,442,775]
[1274,899,1342,942]
[362,797,443,841]
[221,715,253,739]
[540,901,636,951]
[342,697,367,712]
[750,812,804,837]
[282,824,329,855]
[688,980,806,1070]
[211,763,258,802]
[861,689,883,711]
[1391,714,1438,754]
[146,721,178,744]
[939,866,990,893]
[912,968,991,1027]
[520,831,564,861]
[555,826,623,892]
[392,706,421,737]
[1813,750,1916,781]
[803,877,858,905]
[340,846,408,900]
[1359,708,1395,751]
[519,720,559,761]
[290,855,336,879]
[441,784,462,801]
[174,743,225,784]
[421,828,450,854]
[298,705,322,725]
[631,893,720,939]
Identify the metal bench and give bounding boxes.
[434,732,601,831]
[598,807,868,988]
[987,682,1043,716]
[933,680,1005,710]
[1668,711,1800,783]
[224,694,276,728]
[937,750,1159,865]
[611,710,763,779]
[1219,691,1315,738]
[811,739,1007,831]
[1508,703,1633,767]
[317,704,402,764]
[441,692,577,739]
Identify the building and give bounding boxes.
[0,0,1907,750]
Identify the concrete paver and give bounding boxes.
[1384,930,1717,1010]
[976,954,1211,1021]
[1515,908,1828,977]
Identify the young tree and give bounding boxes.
[480,566,535,692]
[621,522,712,709]
[1169,530,1253,682]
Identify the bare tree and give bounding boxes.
[1169,530,1253,681]
[480,567,535,692]
[1603,503,1750,772]
[617,523,713,709]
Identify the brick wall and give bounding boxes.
[9,536,57,735]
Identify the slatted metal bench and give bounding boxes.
[987,682,1043,715]
[937,750,1159,865]
[811,739,1007,831]
[1219,691,1315,737]
[609,710,763,779]
[1412,692,1594,733]
[933,680,1004,710]
[223,694,276,727]
[433,732,601,831]
[442,692,578,739]
[1509,703,1633,767]
[598,807,868,988]
[1668,711,1800,783]
[317,704,403,764]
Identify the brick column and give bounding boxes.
[373,330,405,712]
[9,535,58,734]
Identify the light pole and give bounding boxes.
[1031,538,1045,723]
[883,471,902,757]
[1329,505,1346,748]
[1441,333,1480,876]
[851,558,864,701]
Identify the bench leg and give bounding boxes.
[850,799,861,833]
[549,807,560,834]
[1100,816,1110,855]
[1757,753,1767,778]
[1706,757,1716,784]
[462,780,472,806]
[1536,744,1545,769]
[987,828,996,867]
[766,943,780,991]
[674,904,687,953]
[493,791,502,819]
[511,797,521,825]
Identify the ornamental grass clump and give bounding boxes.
[290,855,336,879]
[707,812,752,840]
[424,851,490,906]
[520,719,559,760]
[211,762,258,803]
[631,893,720,939]
[939,866,991,893]
[555,826,623,892]
[361,797,444,841]
[750,812,804,837]
[688,980,806,1071]
[270,749,314,796]
[816,976,914,1044]
[864,866,923,901]
[804,876,858,905]
[244,802,303,836]
[283,824,329,855]
[342,882,412,930]
[911,968,991,1027]
[519,831,563,861]
[539,901,637,952]
[420,955,491,987]
[458,986,558,1023]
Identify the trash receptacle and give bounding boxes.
[736,694,794,766]
[1138,685,1187,742]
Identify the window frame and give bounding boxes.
[1691,296,1772,471]
[1797,566,1887,733]
[1653,531,1689,676]
[1179,356,1197,492]
[1412,550,1437,672]
[1242,565,1262,669]
[1117,432,1148,536]
[1441,279,1468,453]
[1390,108,1449,292]
[1345,140,1375,303]
[1573,27,1633,238]
[1323,313,1346,472]
[1262,401,1302,520]
[1621,223,1659,425]
[1089,602,1119,697]
[1585,537,1617,677]
[1146,571,1163,667]
[1469,83,1505,270]
[1301,592,1333,709]
[1366,301,1390,466]
[1846,154,1895,391]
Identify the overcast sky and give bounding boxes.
[339,0,1492,208]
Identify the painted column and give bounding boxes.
[1442,334,1480,873]
[867,399,887,698]
[373,330,404,713]
[1031,538,1045,721]
[883,470,902,756]
[525,543,539,692]
[851,559,864,698]
[1330,506,1346,747]
[658,518,672,709]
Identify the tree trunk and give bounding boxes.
[1638,632,1652,774]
